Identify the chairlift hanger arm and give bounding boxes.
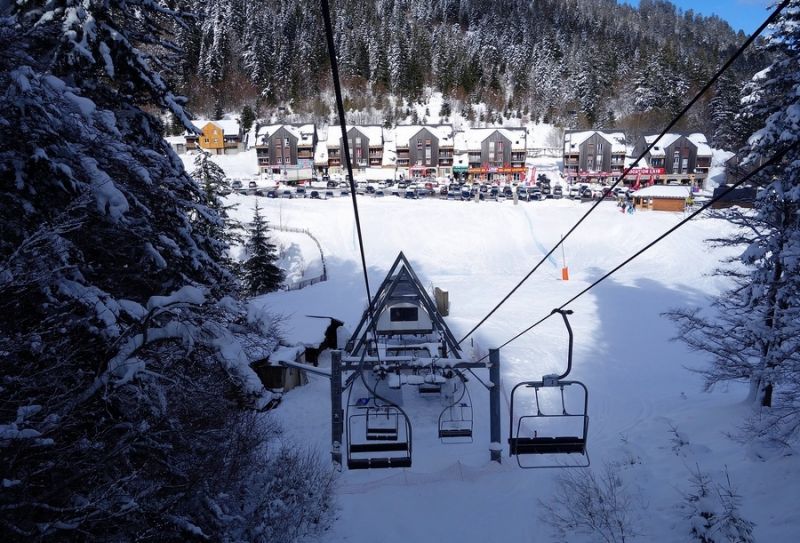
[549,308,574,382]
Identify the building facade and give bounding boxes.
[185,120,243,155]
[255,124,316,181]
[460,128,527,182]
[393,125,455,178]
[562,130,627,182]
[325,126,384,174]
[631,133,712,186]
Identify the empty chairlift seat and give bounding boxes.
[508,380,589,468]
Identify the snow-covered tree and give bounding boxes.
[709,73,743,150]
[0,2,330,540]
[242,202,285,295]
[681,466,755,543]
[191,150,242,247]
[666,1,800,443]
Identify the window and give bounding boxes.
[673,151,680,172]
[425,139,431,163]
[489,141,495,162]
[597,142,603,154]
[390,306,418,322]
[682,158,688,172]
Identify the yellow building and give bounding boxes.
[185,119,242,155]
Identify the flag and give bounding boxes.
[633,173,641,191]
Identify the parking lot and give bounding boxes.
[229,178,628,203]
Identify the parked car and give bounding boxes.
[404,189,417,199]
[502,186,514,198]
[517,187,529,201]
[324,190,335,199]
[281,190,293,199]
[266,190,278,198]
[340,189,350,196]
[397,181,407,189]
[295,187,307,198]
[529,188,543,201]
[327,180,338,188]
[375,190,386,197]
[366,185,376,194]
[231,179,243,190]
[553,185,563,199]
[310,190,321,199]
[248,181,258,190]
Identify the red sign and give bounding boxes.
[627,167,665,176]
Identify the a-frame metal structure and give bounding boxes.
[330,252,502,469]
[345,251,461,360]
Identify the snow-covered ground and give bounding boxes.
[227,188,800,542]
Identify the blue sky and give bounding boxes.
[619,0,774,34]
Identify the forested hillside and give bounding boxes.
[173,0,770,145]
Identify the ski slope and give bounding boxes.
[231,193,800,542]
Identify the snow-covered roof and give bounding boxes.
[278,315,332,346]
[256,124,315,146]
[460,128,526,151]
[643,133,681,157]
[632,184,692,199]
[325,125,384,147]
[394,125,454,148]
[192,119,240,136]
[164,135,185,145]
[564,131,626,154]
[687,133,713,157]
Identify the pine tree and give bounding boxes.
[709,73,741,150]
[190,150,242,246]
[666,1,800,442]
[240,104,256,131]
[0,2,331,539]
[242,202,285,295]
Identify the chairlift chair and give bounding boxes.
[438,372,473,443]
[507,309,590,468]
[346,373,412,469]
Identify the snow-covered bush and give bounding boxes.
[680,465,755,543]
[539,462,642,543]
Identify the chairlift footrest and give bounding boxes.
[347,456,412,469]
[509,436,586,455]
[439,429,473,438]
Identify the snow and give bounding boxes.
[632,185,692,198]
[146,285,206,311]
[219,162,800,542]
[190,119,240,136]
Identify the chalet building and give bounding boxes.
[562,130,627,182]
[326,126,384,173]
[631,133,712,186]
[255,124,316,181]
[725,153,766,185]
[185,119,243,155]
[631,184,692,212]
[393,125,455,178]
[456,128,527,182]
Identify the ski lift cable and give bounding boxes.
[475,139,800,362]
[456,0,791,346]
[321,0,412,449]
